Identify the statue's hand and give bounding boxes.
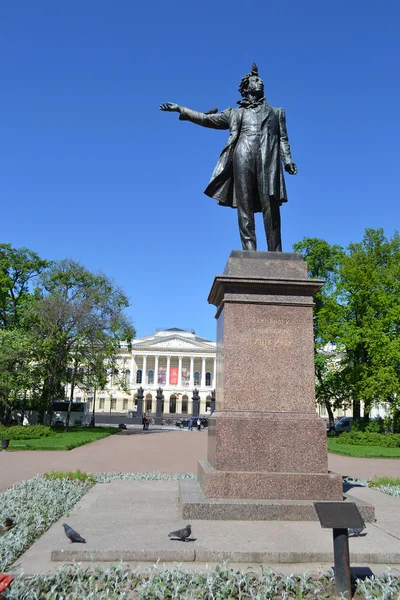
[285,163,298,175]
[159,102,181,113]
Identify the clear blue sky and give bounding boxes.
[2,1,399,341]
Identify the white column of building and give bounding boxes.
[142,355,147,386]
[189,356,194,387]
[154,355,159,386]
[130,353,134,386]
[201,357,206,387]
[212,357,216,388]
[166,355,171,386]
[178,356,182,386]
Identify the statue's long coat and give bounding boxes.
[179,103,294,212]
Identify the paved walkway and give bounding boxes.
[10,481,400,575]
[1,427,399,492]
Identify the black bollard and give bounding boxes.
[133,386,144,425]
[211,389,216,413]
[155,387,164,425]
[192,387,200,417]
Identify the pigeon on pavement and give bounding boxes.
[204,107,218,115]
[168,524,191,541]
[0,518,15,536]
[63,523,86,543]
[348,526,366,537]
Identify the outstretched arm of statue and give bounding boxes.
[279,108,298,175]
[160,102,230,130]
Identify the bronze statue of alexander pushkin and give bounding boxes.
[160,63,297,252]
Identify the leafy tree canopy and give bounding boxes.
[294,229,400,421]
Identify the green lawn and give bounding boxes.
[327,437,400,458]
[7,427,118,451]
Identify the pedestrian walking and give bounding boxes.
[197,418,201,432]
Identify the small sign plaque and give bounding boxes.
[314,502,365,529]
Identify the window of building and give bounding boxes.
[112,369,119,386]
[125,370,130,385]
[123,398,128,410]
[76,396,82,401]
[194,371,200,386]
[182,395,188,413]
[147,369,154,384]
[99,398,105,409]
[170,394,176,414]
[110,398,117,410]
[146,394,152,412]
[136,369,142,384]
[205,371,211,386]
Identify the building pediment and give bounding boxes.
[133,335,215,353]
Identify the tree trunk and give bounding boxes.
[91,387,96,427]
[325,399,335,432]
[353,398,361,420]
[65,365,77,431]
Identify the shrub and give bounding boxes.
[351,417,385,433]
[351,419,367,432]
[338,431,400,447]
[44,469,96,483]
[365,417,385,433]
[0,425,52,440]
[369,476,400,488]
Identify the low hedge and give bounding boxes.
[0,425,52,440]
[338,430,400,447]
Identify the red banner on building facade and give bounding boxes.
[169,366,178,385]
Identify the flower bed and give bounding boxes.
[4,562,400,599]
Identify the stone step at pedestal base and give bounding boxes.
[180,479,376,522]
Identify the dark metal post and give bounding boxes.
[90,387,97,427]
[133,386,144,424]
[155,387,164,425]
[192,388,200,417]
[211,389,216,413]
[333,528,352,598]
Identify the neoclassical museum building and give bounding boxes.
[67,327,380,422]
[79,328,216,418]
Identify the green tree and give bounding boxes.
[0,243,48,328]
[333,229,400,418]
[27,259,135,426]
[0,244,48,422]
[295,229,400,423]
[0,329,41,423]
[293,237,346,429]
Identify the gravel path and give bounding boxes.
[1,427,399,492]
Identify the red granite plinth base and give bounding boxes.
[206,412,330,474]
[196,252,345,517]
[198,460,343,500]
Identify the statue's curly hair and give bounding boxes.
[238,63,260,97]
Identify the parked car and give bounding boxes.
[175,417,208,430]
[334,417,353,433]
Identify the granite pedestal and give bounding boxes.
[181,251,345,520]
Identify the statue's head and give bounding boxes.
[238,63,264,98]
